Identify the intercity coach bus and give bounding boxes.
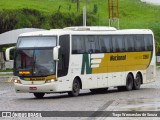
[6,26,156,98]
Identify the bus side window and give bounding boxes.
[85,36,100,54]
[134,35,144,51]
[112,35,124,52]
[124,35,134,52]
[72,36,85,54]
[99,36,112,53]
[144,35,153,51]
[112,36,118,52]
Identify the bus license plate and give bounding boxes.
[29,87,37,90]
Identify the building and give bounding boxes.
[0,28,46,70]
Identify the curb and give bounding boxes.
[0,72,13,75]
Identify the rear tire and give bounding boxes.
[133,73,141,90]
[68,78,80,97]
[33,93,45,99]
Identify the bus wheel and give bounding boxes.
[68,78,80,97]
[125,74,133,91]
[133,73,141,90]
[33,93,45,99]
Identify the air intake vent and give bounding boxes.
[64,26,117,31]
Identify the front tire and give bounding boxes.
[33,93,45,99]
[68,78,80,97]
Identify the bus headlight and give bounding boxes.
[45,79,56,83]
[14,79,22,84]
[13,77,22,84]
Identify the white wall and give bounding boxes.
[5,61,13,69]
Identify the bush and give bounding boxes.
[93,4,98,14]
[0,9,46,34]
[0,9,97,34]
[15,8,46,29]
[0,10,17,33]
[50,11,97,28]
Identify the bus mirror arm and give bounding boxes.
[5,46,15,61]
[53,46,60,61]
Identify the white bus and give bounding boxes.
[6,26,156,98]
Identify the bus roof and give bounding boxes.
[19,26,153,37]
[64,26,117,31]
[19,29,70,37]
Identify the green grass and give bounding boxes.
[0,0,160,41]
[157,62,160,66]
[0,0,160,26]
[0,74,13,76]
[0,0,78,14]
[0,69,13,72]
[0,69,13,76]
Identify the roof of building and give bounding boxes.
[0,28,46,45]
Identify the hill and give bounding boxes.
[0,0,160,51]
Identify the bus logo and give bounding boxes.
[81,54,92,75]
[81,54,104,75]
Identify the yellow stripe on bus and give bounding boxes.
[23,75,56,81]
[92,52,151,74]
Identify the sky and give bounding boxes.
[141,0,160,5]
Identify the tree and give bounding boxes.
[77,0,80,12]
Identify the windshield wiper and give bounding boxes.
[32,50,36,76]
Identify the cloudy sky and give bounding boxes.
[141,0,160,5]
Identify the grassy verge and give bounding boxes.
[157,62,160,67]
[0,69,13,72]
[0,74,13,76]
[0,0,160,25]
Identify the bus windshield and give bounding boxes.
[14,49,55,76]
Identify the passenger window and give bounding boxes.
[99,36,112,53]
[85,36,100,53]
[124,35,134,52]
[72,36,85,54]
[134,35,144,51]
[144,35,153,51]
[112,35,125,52]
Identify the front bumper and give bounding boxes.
[14,82,58,93]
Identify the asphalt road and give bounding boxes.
[0,69,160,120]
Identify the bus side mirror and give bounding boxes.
[53,46,60,61]
[5,46,15,61]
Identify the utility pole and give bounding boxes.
[83,6,86,26]
[108,0,120,29]
[77,0,80,12]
